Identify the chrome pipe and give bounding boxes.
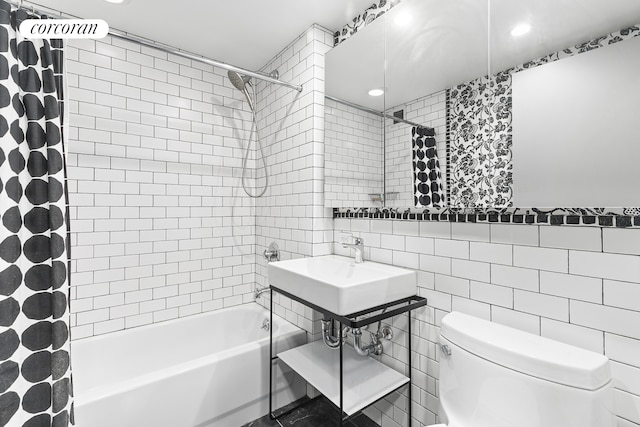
[352,327,383,357]
[321,319,343,350]
[255,286,270,299]
[351,328,371,356]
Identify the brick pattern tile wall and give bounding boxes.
[66,36,256,339]
[250,26,336,400]
[334,219,640,427]
[253,25,334,338]
[325,97,384,207]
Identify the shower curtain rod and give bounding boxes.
[109,31,303,92]
[6,0,304,93]
[325,95,434,131]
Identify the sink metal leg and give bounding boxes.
[339,321,344,427]
[269,288,274,419]
[408,309,412,427]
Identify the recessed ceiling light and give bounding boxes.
[394,12,412,27]
[104,0,126,4]
[368,89,384,97]
[511,23,531,37]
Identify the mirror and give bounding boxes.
[325,14,385,208]
[324,0,640,209]
[456,0,640,209]
[511,35,640,207]
[383,0,489,208]
[325,0,490,208]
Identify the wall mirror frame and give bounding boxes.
[325,0,640,226]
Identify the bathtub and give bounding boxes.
[71,303,307,427]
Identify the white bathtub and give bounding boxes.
[71,303,307,427]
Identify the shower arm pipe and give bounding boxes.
[6,0,303,93]
[325,95,434,132]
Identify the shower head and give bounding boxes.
[228,71,255,111]
[227,69,279,112]
[228,70,251,91]
[227,69,280,91]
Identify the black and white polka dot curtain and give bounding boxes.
[0,1,74,426]
[412,126,444,207]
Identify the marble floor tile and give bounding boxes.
[243,396,379,427]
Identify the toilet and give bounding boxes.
[431,312,615,427]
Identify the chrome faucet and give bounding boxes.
[342,237,364,263]
[255,286,270,299]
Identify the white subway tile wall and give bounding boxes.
[66,36,257,339]
[253,26,335,340]
[325,98,384,207]
[250,26,335,400]
[334,219,640,427]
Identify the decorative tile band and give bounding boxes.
[333,0,402,46]
[332,207,640,228]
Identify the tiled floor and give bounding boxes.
[243,396,379,427]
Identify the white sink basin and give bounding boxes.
[267,255,417,315]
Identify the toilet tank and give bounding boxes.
[438,312,615,427]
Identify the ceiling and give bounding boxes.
[327,0,640,110]
[29,0,375,70]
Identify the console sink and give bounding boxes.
[267,255,417,315]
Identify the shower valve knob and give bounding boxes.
[263,242,280,262]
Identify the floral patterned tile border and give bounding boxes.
[333,0,402,46]
[333,207,640,228]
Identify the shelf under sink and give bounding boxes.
[277,340,409,416]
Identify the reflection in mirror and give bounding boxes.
[384,0,490,209]
[450,0,640,209]
[325,97,384,207]
[484,0,640,208]
[512,31,640,207]
[325,0,490,208]
[325,0,640,211]
[325,11,385,208]
[384,95,446,209]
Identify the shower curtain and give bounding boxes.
[412,126,444,207]
[0,2,74,426]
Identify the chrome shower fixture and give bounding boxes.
[227,71,251,91]
[255,286,270,300]
[226,68,279,199]
[227,69,280,111]
[227,69,279,93]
